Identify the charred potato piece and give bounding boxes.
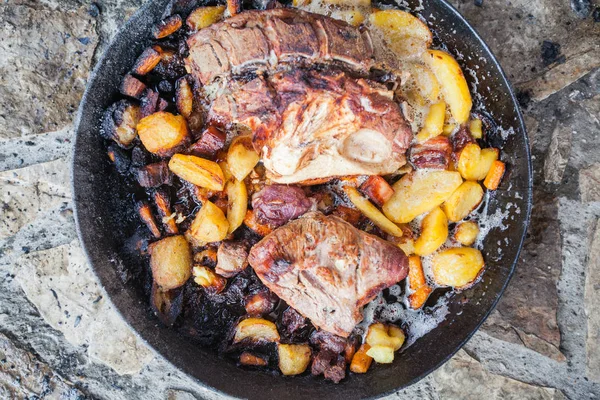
[407,255,432,309]
[186,5,226,30]
[188,126,226,159]
[137,112,191,157]
[454,221,480,246]
[245,290,278,316]
[107,144,131,174]
[137,161,172,188]
[369,10,432,59]
[442,181,484,222]
[227,135,260,181]
[243,209,274,237]
[414,207,448,256]
[192,265,226,293]
[137,201,161,238]
[101,100,140,148]
[226,178,248,234]
[382,170,463,224]
[233,318,280,344]
[175,77,194,118]
[350,344,373,373]
[216,241,248,278]
[344,186,403,237]
[194,248,218,266]
[359,175,394,207]
[422,49,472,124]
[168,154,225,191]
[188,200,229,244]
[150,284,183,326]
[239,352,268,367]
[432,247,484,288]
[278,344,312,376]
[149,235,192,290]
[132,46,162,75]
[153,14,182,39]
[120,74,147,99]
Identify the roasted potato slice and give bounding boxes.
[454,221,480,246]
[132,46,162,75]
[227,136,260,181]
[431,247,484,288]
[153,14,182,39]
[137,112,190,156]
[382,170,463,224]
[188,200,229,244]
[369,10,432,59]
[365,323,404,351]
[366,345,395,364]
[458,143,499,181]
[416,101,446,143]
[469,118,483,139]
[245,290,277,316]
[350,344,373,373]
[169,154,225,191]
[278,344,312,376]
[186,5,226,30]
[359,175,394,207]
[403,62,441,106]
[344,186,403,237]
[226,178,248,234]
[422,49,472,124]
[414,207,448,256]
[216,241,248,278]
[407,255,432,309]
[483,160,506,190]
[233,318,280,344]
[442,181,484,222]
[192,265,226,293]
[149,235,192,290]
[175,77,194,118]
[101,100,140,148]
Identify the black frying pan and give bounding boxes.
[72,0,533,398]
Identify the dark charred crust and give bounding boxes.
[101,100,140,148]
[154,190,179,235]
[187,126,226,158]
[154,49,187,80]
[410,136,452,170]
[137,201,161,239]
[153,14,183,39]
[132,46,162,75]
[120,74,147,99]
[107,144,131,175]
[151,284,183,326]
[140,89,160,119]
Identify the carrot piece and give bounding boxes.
[359,175,395,206]
[350,344,373,373]
[407,256,433,309]
[483,160,505,190]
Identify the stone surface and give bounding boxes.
[0,1,98,138]
[585,219,600,382]
[544,122,573,184]
[0,332,85,399]
[580,164,600,203]
[432,350,565,399]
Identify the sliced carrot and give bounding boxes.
[407,256,433,309]
[483,160,506,190]
[350,344,373,373]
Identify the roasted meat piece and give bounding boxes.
[247,212,408,337]
[409,136,452,170]
[185,8,374,85]
[251,185,313,227]
[210,69,412,184]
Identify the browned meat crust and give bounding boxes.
[248,212,408,337]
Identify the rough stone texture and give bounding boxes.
[585,219,600,382]
[0,332,85,399]
[0,0,599,399]
[0,1,98,138]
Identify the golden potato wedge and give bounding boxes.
[414,207,448,256]
[403,62,441,106]
[369,10,432,59]
[137,112,190,156]
[227,135,260,181]
[366,345,395,364]
[278,344,312,376]
[483,160,506,190]
[149,235,192,290]
[233,318,280,344]
[442,181,484,222]
[422,49,472,124]
[226,179,248,234]
[469,118,483,139]
[443,123,458,136]
[186,6,226,30]
[454,221,480,246]
[175,77,194,118]
[192,265,226,294]
[188,201,229,244]
[365,323,404,351]
[431,247,484,288]
[169,154,225,191]
[350,344,373,373]
[344,186,403,237]
[407,256,432,309]
[457,143,499,181]
[477,148,500,180]
[382,170,463,224]
[387,325,406,350]
[416,101,446,143]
